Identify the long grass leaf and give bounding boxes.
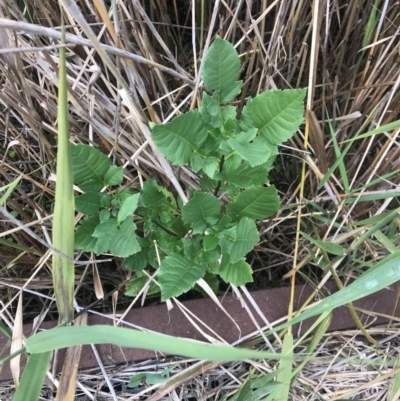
[374,230,398,253]
[291,313,332,382]
[341,119,400,143]
[267,250,400,335]
[326,111,349,193]
[343,191,400,203]
[25,325,284,362]
[52,4,75,322]
[351,208,400,249]
[362,0,380,48]
[273,332,293,401]
[0,176,21,206]
[12,352,51,401]
[389,359,400,401]
[351,168,400,192]
[318,106,378,189]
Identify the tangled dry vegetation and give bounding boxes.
[0,0,400,399]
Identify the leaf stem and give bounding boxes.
[135,212,178,237]
[213,156,225,197]
[0,346,26,366]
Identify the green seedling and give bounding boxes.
[72,37,306,301]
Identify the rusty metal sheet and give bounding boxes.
[1,281,399,381]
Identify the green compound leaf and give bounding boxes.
[140,179,166,210]
[220,254,253,286]
[227,186,280,220]
[123,237,152,271]
[123,251,149,272]
[75,215,100,252]
[205,272,220,292]
[99,209,110,222]
[117,188,136,203]
[199,92,222,128]
[202,156,219,178]
[71,144,110,190]
[118,193,140,223]
[191,221,208,235]
[218,218,258,263]
[190,154,219,178]
[233,127,258,144]
[229,218,259,263]
[222,153,242,172]
[204,235,219,251]
[182,238,201,260]
[202,248,221,265]
[202,36,243,103]
[223,162,270,188]
[240,89,306,145]
[158,253,207,300]
[125,276,159,297]
[75,192,110,215]
[104,165,123,186]
[190,153,204,172]
[109,216,141,257]
[227,138,273,167]
[75,179,103,193]
[198,133,221,155]
[92,218,119,254]
[182,192,222,225]
[218,226,236,254]
[222,106,237,124]
[152,110,208,166]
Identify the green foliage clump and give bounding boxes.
[72,37,306,301]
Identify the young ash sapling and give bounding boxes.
[72,37,306,301]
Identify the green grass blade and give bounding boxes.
[0,176,21,206]
[351,208,399,249]
[318,133,359,190]
[343,191,400,203]
[351,168,400,192]
[362,0,380,48]
[374,230,398,253]
[341,119,400,143]
[318,106,378,189]
[291,313,332,382]
[300,231,345,256]
[352,210,393,226]
[0,238,42,256]
[267,250,400,335]
[25,325,284,362]
[52,9,75,322]
[389,359,400,401]
[231,370,281,400]
[12,352,51,401]
[0,320,12,340]
[319,117,400,191]
[272,332,293,401]
[326,111,349,193]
